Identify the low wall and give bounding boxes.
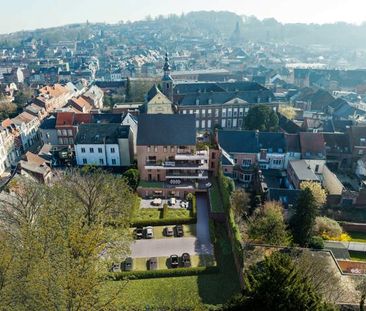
[338,260,366,274]
[342,222,366,233]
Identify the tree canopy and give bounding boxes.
[300,181,327,208]
[0,169,136,310]
[224,251,335,311]
[244,104,279,131]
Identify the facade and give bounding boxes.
[75,124,133,167]
[137,114,210,198]
[11,112,40,151]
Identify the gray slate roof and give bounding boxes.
[137,114,196,146]
[75,124,130,144]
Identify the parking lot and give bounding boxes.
[140,198,188,209]
[131,194,213,258]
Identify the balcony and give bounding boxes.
[145,160,208,170]
[165,172,209,179]
[175,150,209,161]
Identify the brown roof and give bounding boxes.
[39,84,69,98]
[299,132,326,157]
[68,96,92,112]
[25,151,46,166]
[285,133,301,153]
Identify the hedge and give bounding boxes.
[131,217,196,227]
[106,265,219,280]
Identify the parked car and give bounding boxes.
[135,227,144,239]
[180,201,189,209]
[124,257,133,271]
[175,225,184,237]
[164,226,174,237]
[168,197,176,206]
[144,226,154,239]
[151,198,162,206]
[148,257,158,270]
[170,255,179,268]
[110,262,121,272]
[181,253,191,267]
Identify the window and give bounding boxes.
[228,108,232,117]
[90,148,94,153]
[164,147,167,152]
[81,147,86,153]
[82,158,87,164]
[201,109,206,117]
[233,108,238,117]
[111,159,116,165]
[227,119,232,128]
[215,109,219,117]
[244,174,251,182]
[68,138,73,144]
[234,158,238,164]
[58,138,64,144]
[62,129,67,136]
[189,110,193,114]
[221,119,226,128]
[98,148,103,153]
[147,146,151,152]
[272,159,282,166]
[67,129,73,136]
[207,109,212,117]
[57,130,62,136]
[99,159,104,165]
[201,120,206,129]
[315,164,320,172]
[207,120,212,128]
[195,109,199,116]
[238,119,243,128]
[222,109,227,118]
[232,119,237,128]
[239,108,244,117]
[196,120,200,128]
[242,159,251,167]
[111,147,116,153]
[245,107,249,113]
[154,146,158,153]
[361,138,366,146]
[170,146,175,152]
[182,110,187,114]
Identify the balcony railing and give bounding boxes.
[165,172,209,179]
[145,160,208,170]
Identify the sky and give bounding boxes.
[2,0,366,34]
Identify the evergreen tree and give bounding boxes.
[245,104,279,131]
[125,77,132,102]
[290,188,318,246]
[224,252,335,311]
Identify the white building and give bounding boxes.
[11,111,40,151]
[75,124,133,167]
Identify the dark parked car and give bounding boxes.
[148,257,158,270]
[124,257,133,271]
[175,225,184,237]
[170,255,179,268]
[181,253,191,267]
[164,227,174,237]
[135,227,144,239]
[110,262,122,272]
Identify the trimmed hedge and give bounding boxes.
[131,217,196,227]
[106,265,219,280]
[190,195,197,218]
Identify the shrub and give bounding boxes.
[162,204,168,218]
[309,236,324,249]
[314,216,343,240]
[131,217,196,227]
[107,266,219,280]
[190,195,197,218]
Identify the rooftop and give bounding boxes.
[75,123,130,145]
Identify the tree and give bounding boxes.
[224,251,335,311]
[0,170,135,310]
[123,168,140,191]
[279,105,296,120]
[357,277,366,311]
[300,181,327,208]
[247,201,290,245]
[290,188,318,246]
[125,77,132,102]
[245,104,279,132]
[313,216,343,240]
[230,189,250,217]
[0,102,17,121]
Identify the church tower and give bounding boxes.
[162,52,174,101]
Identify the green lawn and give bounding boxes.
[103,224,240,310]
[209,178,225,213]
[138,181,165,188]
[349,251,366,262]
[132,208,191,222]
[348,231,366,243]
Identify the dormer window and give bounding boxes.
[195,99,200,105]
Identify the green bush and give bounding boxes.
[107,266,219,280]
[190,195,197,218]
[309,236,324,249]
[131,217,196,227]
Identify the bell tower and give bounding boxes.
[162,52,174,101]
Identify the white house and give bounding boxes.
[122,113,138,155]
[11,112,40,151]
[75,123,133,167]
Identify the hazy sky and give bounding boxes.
[2,0,366,34]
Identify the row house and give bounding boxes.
[11,111,40,151]
[74,124,133,167]
[35,83,75,113]
[137,114,213,199]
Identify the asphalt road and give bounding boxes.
[131,194,213,258]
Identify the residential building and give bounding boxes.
[39,115,58,145]
[137,114,210,199]
[299,132,326,159]
[11,111,40,151]
[75,124,133,167]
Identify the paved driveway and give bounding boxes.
[131,193,213,258]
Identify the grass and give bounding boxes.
[209,178,225,213]
[103,223,240,310]
[349,251,366,262]
[132,207,191,222]
[348,231,366,243]
[130,224,197,239]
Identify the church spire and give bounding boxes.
[163,52,171,74]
